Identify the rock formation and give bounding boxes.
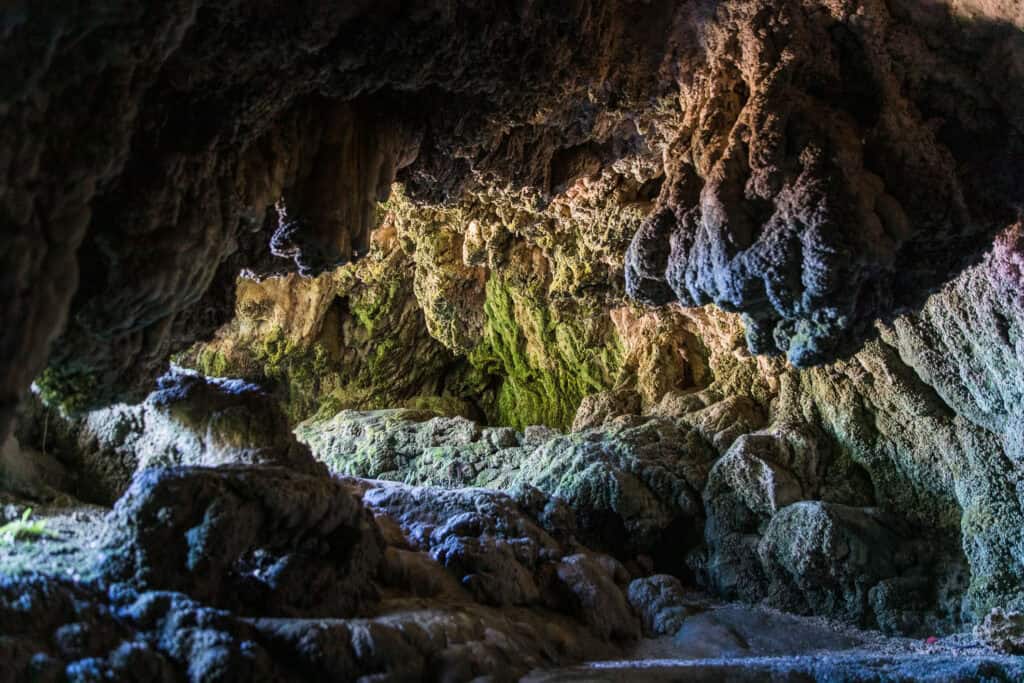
[4,0,1023,433]
[3,0,1024,680]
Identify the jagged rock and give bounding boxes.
[2,458,678,682]
[0,564,619,683]
[522,425,562,446]
[179,236,475,425]
[627,575,703,637]
[0,575,165,683]
[699,423,873,602]
[3,0,682,434]
[298,412,726,570]
[680,396,768,455]
[300,409,729,583]
[757,501,963,634]
[112,591,283,683]
[100,466,383,618]
[0,575,299,683]
[295,409,530,488]
[556,553,639,641]
[513,417,717,562]
[4,3,1024,668]
[16,370,324,504]
[8,0,1020,440]
[140,371,325,475]
[625,0,1024,367]
[974,608,1024,654]
[572,389,642,432]
[360,482,566,608]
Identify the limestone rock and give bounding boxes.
[572,389,642,432]
[757,501,961,633]
[680,396,768,455]
[100,466,383,618]
[360,482,564,608]
[17,370,324,504]
[555,553,639,641]
[627,575,702,637]
[625,0,1024,367]
[975,609,1024,654]
[700,423,874,602]
[296,409,530,488]
[513,417,717,561]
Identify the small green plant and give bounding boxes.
[0,508,58,544]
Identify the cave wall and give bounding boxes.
[3,0,1024,644]
[171,180,1024,630]
[4,0,1023,440]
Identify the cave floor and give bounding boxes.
[530,601,1024,680]
[3,499,1022,682]
[0,498,107,580]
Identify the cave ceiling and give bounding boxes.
[1,0,1022,435]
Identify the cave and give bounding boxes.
[2,1,1024,680]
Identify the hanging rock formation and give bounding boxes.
[4,0,1024,436]
[3,1,1024,680]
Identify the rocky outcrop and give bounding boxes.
[626,0,1024,367]
[0,463,650,681]
[4,2,1024,677]
[20,217,1024,640]
[298,403,972,635]
[627,574,703,637]
[2,368,666,678]
[298,409,722,570]
[1,0,676,435]
[295,409,530,488]
[15,370,323,504]
[100,465,382,618]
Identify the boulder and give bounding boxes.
[100,466,382,618]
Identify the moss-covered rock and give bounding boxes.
[179,232,478,425]
[296,409,530,489]
[183,166,672,431]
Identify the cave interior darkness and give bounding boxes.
[2,1,1024,681]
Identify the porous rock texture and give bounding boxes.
[0,439,647,680]
[4,1,1024,679]
[18,222,1024,643]
[15,369,324,505]
[5,0,1024,438]
[7,398,1024,682]
[267,221,1022,638]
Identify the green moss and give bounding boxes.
[34,365,101,415]
[181,187,632,431]
[249,327,336,423]
[468,277,622,430]
[350,277,402,336]
[0,509,57,544]
[193,348,230,378]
